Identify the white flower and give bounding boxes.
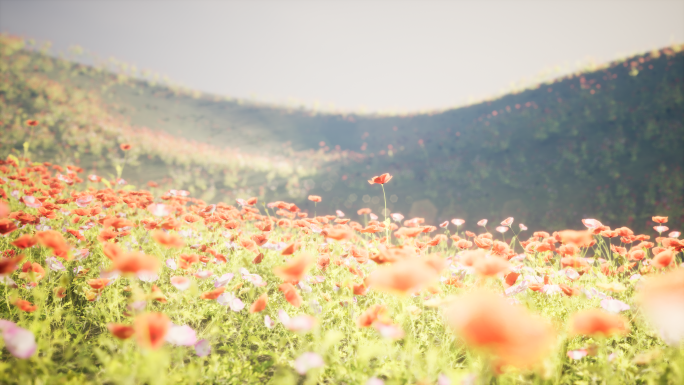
[195,339,211,357]
[294,352,324,375]
[166,324,197,346]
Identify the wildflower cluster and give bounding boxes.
[0,153,683,384]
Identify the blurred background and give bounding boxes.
[1,0,683,232]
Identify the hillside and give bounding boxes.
[1,34,682,233]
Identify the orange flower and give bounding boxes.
[11,234,37,249]
[25,119,39,126]
[366,257,444,296]
[54,287,67,298]
[0,218,17,235]
[108,323,135,340]
[652,216,668,224]
[321,227,353,241]
[394,227,424,238]
[87,278,110,291]
[97,228,119,243]
[103,242,124,261]
[13,299,38,312]
[280,242,302,256]
[357,208,372,215]
[652,249,674,268]
[559,284,580,297]
[569,309,629,337]
[112,252,160,274]
[251,233,268,246]
[368,173,393,185]
[274,253,314,282]
[279,283,303,307]
[249,293,268,313]
[353,282,368,295]
[120,143,132,151]
[357,304,389,327]
[200,287,226,300]
[21,261,46,282]
[308,195,322,203]
[35,230,71,259]
[473,257,511,277]
[152,230,185,248]
[444,290,555,368]
[0,255,24,275]
[134,313,170,349]
[557,230,593,248]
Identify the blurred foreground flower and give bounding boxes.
[294,352,324,374]
[0,320,37,359]
[443,290,555,369]
[637,268,684,345]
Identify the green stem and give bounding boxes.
[381,185,389,246]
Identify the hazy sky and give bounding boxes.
[1,0,683,112]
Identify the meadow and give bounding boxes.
[1,34,682,234]
[1,33,683,384]
[0,155,682,384]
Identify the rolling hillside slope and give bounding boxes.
[1,34,682,233]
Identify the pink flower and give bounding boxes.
[477,219,488,227]
[0,320,37,359]
[166,324,197,346]
[195,339,211,357]
[294,352,324,375]
[170,276,191,291]
[451,219,465,226]
[500,217,514,226]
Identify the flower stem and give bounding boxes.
[381,184,389,246]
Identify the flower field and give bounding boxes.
[0,153,683,384]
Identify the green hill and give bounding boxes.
[1,34,682,233]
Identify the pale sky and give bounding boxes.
[1,0,683,112]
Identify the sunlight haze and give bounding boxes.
[1,0,683,112]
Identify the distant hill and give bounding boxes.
[1,34,682,233]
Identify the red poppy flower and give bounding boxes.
[652,216,668,224]
[274,253,314,282]
[97,228,118,243]
[152,230,185,248]
[279,283,302,307]
[366,257,444,296]
[120,143,132,151]
[11,234,37,249]
[108,324,135,340]
[200,287,226,300]
[357,304,389,327]
[102,242,124,261]
[134,313,169,349]
[53,287,66,298]
[25,119,39,126]
[308,195,322,203]
[367,173,392,185]
[0,219,18,236]
[652,249,674,268]
[250,293,268,313]
[0,255,24,275]
[444,290,555,368]
[13,299,38,312]
[569,309,629,337]
[87,278,110,291]
[21,261,46,282]
[112,252,160,274]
